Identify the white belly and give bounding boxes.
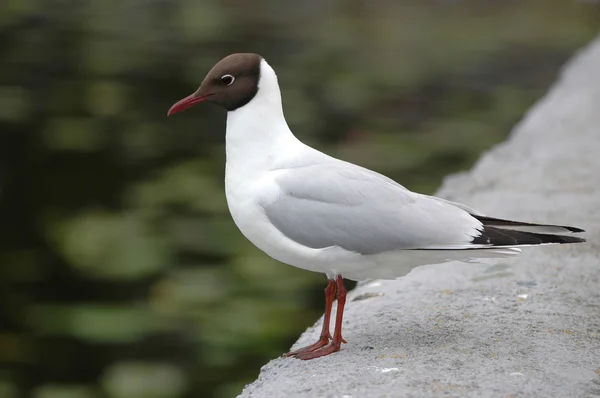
[224,171,364,278]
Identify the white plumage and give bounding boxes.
[169,53,584,359]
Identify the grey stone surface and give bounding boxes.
[238,37,600,398]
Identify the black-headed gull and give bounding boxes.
[168,53,585,360]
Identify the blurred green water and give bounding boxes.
[0,1,598,397]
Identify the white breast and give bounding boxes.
[225,166,346,273]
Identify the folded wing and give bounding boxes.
[262,162,584,255]
[263,163,484,254]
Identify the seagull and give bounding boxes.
[167,53,586,360]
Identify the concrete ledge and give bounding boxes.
[239,36,600,398]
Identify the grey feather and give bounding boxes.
[262,163,481,254]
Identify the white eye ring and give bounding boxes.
[221,74,235,85]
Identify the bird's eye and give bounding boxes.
[221,74,235,85]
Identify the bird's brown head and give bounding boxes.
[167,53,262,115]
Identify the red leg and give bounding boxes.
[294,275,347,360]
[285,279,336,357]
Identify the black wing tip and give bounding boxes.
[547,235,586,244]
[473,215,585,234]
[564,226,585,233]
[472,226,586,247]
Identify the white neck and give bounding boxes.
[225,59,300,180]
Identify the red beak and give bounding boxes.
[167,93,213,116]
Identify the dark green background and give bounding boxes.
[1,1,598,397]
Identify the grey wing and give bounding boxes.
[262,163,483,254]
